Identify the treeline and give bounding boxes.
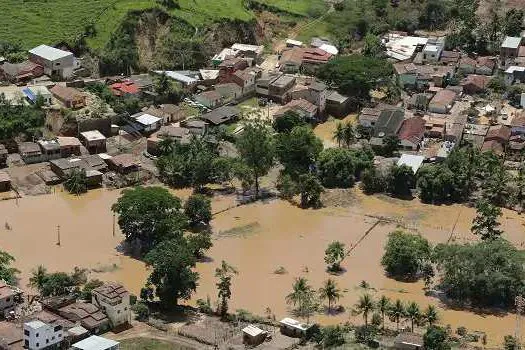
[382,230,525,308]
[0,94,45,140]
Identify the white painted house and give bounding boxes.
[28,45,74,79]
[132,113,162,133]
[92,283,131,328]
[23,320,64,350]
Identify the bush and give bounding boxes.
[456,326,467,336]
[129,294,137,305]
[184,194,212,227]
[132,302,150,321]
[355,325,378,344]
[321,325,346,347]
[381,230,431,279]
[196,297,213,314]
[317,148,356,188]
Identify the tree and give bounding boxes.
[434,239,525,307]
[361,167,387,194]
[342,123,355,147]
[422,263,435,291]
[388,164,415,197]
[324,241,347,272]
[319,278,342,313]
[354,293,375,326]
[424,326,451,350]
[405,302,420,332]
[215,261,238,319]
[64,168,88,195]
[132,302,150,321]
[81,279,104,300]
[297,173,323,208]
[286,277,318,322]
[381,230,431,279]
[321,325,346,347]
[333,122,345,147]
[112,187,186,253]
[419,0,449,30]
[29,265,47,291]
[363,34,384,57]
[317,55,393,106]
[237,120,275,198]
[503,9,524,36]
[382,135,399,157]
[417,165,455,203]
[388,299,405,330]
[0,250,18,285]
[144,238,199,308]
[471,199,503,241]
[317,148,356,188]
[273,111,306,133]
[186,231,213,258]
[277,125,323,176]
[184,194,212,227]
[377,295,391,330]
[504,335,518,350]
[276,173,298,200]
[423,305,439,326]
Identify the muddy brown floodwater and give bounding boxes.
[0,187,523,347]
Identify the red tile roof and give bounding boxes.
[110,80,139,96]
[485,124,511,142]
[398,117,426,144]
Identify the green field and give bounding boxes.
[120,338,195,350]
[254,0,326,16]
[0,0,327,51]
[0,0,254,50]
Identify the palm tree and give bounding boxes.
[319,278,341,313]
[354,293,375,326]
[157,138,175,155]
[29,265,48,292]
[405,302,420,332]
[342,123,355,147]
[286,277,312,307]
[388,299,405,331]
[377,295,391,330]
[64,168,88,195]
[333,122,345,147]
[423,305,439,326]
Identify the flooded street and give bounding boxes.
[0,187,523,346]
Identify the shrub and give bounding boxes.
[381,230,431,279]
[132,302,150,321]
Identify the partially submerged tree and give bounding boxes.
[215,261,238,319]
[184,194,212,227]
[236,120,275,198]
[354,293,375,326]
[319,278,342,313]
[64,169,88,195]
[0,250,18,285]
[144,238,198,309]
[381,230,431,280]
[286,277,318,323]
[471,199,503,241]
[324,241,347,272]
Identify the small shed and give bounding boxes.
[279,317,312,338]
[242,325,267,346]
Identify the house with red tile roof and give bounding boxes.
[274,99,319,120]
[482,124,511,155]
[110,80,140,96]
[398,117,426,150]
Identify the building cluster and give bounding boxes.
[0,281,127,350]
[358,32,525,173]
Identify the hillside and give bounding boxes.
[0,0,324,51]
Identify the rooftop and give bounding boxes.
[0,281,16,299]
[72,336,119,350]
[429,89,456,107]
[501,36,522,49]
[280,317,310,331]
[81,130,106,142]
[0,171,10,183]
[395,332,424,346]
[270,74,295,88]
[155,70,199,85]
[57,136,82,147]
[200,105,240,125]
[92,282,128,303]
[50,85,84,101]
[398,117,426,145]
[231,43,264,54]
[29,45,73,61]
[18,142,41,154]
[243,325,266,337]
[25,320,46,330]
[397,154,425,174]
[134,113,161,126]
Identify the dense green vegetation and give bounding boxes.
[381,231,432,280]
[0,96,45,141]
[0,250,19,285]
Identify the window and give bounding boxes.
[24,330,29,336]
[117,310,121,314]
[36,343,39,347]
[46,339,49,344]
[124,307,127,311]
[6,297,9,302]
[36,333,39,337]
[54,325,62,332]
[52,336,55,340]
[58,334,62,337]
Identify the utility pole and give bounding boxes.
[516,295,525,349]
[56,225,61,246]
[112,213,116,237]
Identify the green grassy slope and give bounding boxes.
[0,0,324,51]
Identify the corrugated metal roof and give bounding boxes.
[72,335,119,350]
[29,45,72,61]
